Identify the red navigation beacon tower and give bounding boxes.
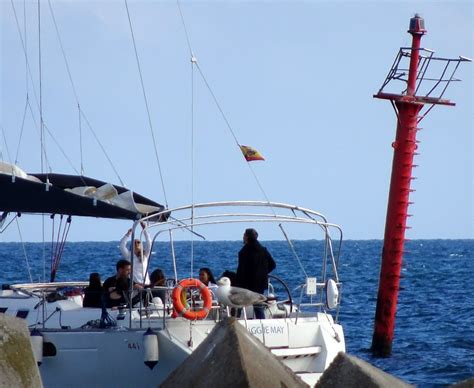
[371,14,471,357]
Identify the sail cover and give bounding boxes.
[0,162,167,221]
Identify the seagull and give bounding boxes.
[216,277,267,308]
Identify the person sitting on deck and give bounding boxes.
[148,269,167,305]
[103,260,132,308]
[120,221,151,287]
[198,267,218,301]
[199,267,217,287]
[83,272,103,308]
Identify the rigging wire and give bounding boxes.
[50,215,57,280]
[22,0,29,165]
[79,111,125,186]
[176,0,193,59]
[1,125,20,178]
[2,124,33,283]
[30,93,121,184]
[26,100,53,173]
[37,0,45,174]
[10,0,62,173]
[14,96,29,165]
[47,0,80,103]
[194,62,276,212]
[124,0,168,207]
[16,219,34,283]
[37,0,47,284]
[11,0,123,184]
[279,224,308,278]
[43,123,80,175]
[9,1,34,168]
[10,0,41,120]
[1,126,13,164]
[23,0,28,93]
[78,104,84,175]
[178,0,198,275]
[190,58,195,277]
[0,214,17,234]
[47,0,85,174]
[50,215,72,282]
[176,2,277,216]
[176,2,314,279]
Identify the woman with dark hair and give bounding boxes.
[236,228,276,319]
[150,269,166,287]
[83,273,103,308]
[149,269,167,304]
[199,267,217,287]
[198,267,218,318]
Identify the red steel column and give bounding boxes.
[371,15,426,357]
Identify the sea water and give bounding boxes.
[0,239,472,386]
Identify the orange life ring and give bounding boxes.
[171,278,212,320]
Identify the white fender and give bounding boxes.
[326,279,339,310]
[30,328,43,366]
[143,327,159,369]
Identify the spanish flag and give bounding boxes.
[240,145,265,162]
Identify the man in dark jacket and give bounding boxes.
[236,228,276,319]
[103,259,132,308]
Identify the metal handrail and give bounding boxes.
[143,201,329,224]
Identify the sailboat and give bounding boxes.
[0,163,346,387]
[0,2,346,387]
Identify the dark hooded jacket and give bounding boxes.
[236,241,276,293]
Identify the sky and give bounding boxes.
[0,0,473,242]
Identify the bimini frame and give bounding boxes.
[128,201,343,327]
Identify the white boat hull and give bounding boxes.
[35,316,344,387]
[0,288,345,387]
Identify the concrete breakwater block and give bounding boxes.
[315,352,412,388]
[161,317,308,388]
[0,314,43,388]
